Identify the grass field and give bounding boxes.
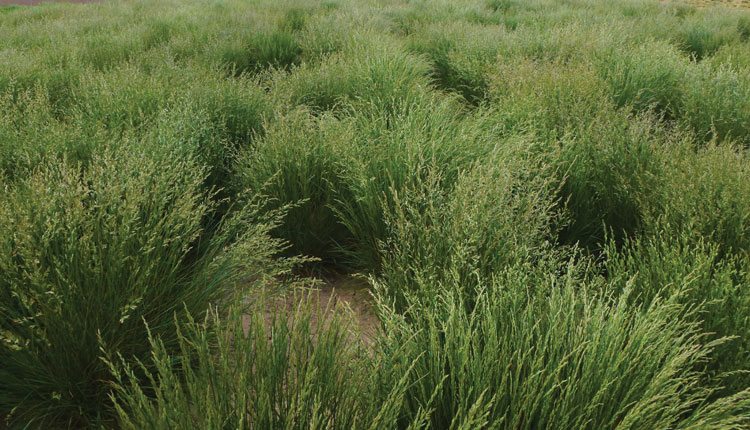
[2,0,750,428]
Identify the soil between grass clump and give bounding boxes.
[245,276,379,346]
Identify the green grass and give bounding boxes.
[1,0,750,428]
[0,143,302,427]
[372,261,750,429]
[108,298,419,430]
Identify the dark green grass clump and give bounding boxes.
[1,0,750,428]
[0,143,300,427]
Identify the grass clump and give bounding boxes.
[488,59,610,138]
[273,34,432,114]
[681,64,750,144]
[0,144,297,427]
[596,40,687,117]
[555,113,664,248]
[372,259,750,429]
[220,30,302,76]
[672,13,742,61]
[234,109,352,263]
[108,299,419,430]
[604,233,750,393]
[331,92,489,270]
[406,22,506,104]
[645,141,750,255]
[376,139,559,310]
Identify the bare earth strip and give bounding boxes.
[245,276,380,345]
[693,0,750,7]
[667,0,750,8]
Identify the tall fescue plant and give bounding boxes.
[555,113,664,248]
[72,66,271,192]
[604,232,750,393]
[406,22,505,104]
[492,22,611,64]
[0,48,83,116]
[108,298,423,430]
[0,88,107,182]
[184,74,272,148]
[372,262,750,429]
[376,139,560,311]
[72,64,183,131]
[294,12,355,62]
[383,0,460,36]
[681,64,750,144]
[80,30,143,71]
[0,144,298,428]
[332,92,490,270]
[672,13,741,61]
[272,34,432,114]
[488,59,610,139]
[491,61,664,248]
[646,141,750,256]
[708,42,750,71]
[596,40,687,117]
[234,109,353,262]
[219,29,303,76]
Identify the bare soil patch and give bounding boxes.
[666,0,750,8]
[245,275,379,345]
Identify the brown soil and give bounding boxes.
[245,275,380,345]
[666,0,750,8]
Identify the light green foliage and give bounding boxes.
[1,0,750,428]
[0,143,300,427]
[272,32,432,113]
[234,109,353,262]
[604,233,750,392]
[406,22,505,104]
[373,263,750,429]
[683,64,750,144]
[596,40,688,116]
[109,300,423,430]
[650,141,750,255]
[376,138,560,310]
[672,11,743,60]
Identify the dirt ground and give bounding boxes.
[695,0,750,7]
[666,0,750,7]
[245,275,380,345]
